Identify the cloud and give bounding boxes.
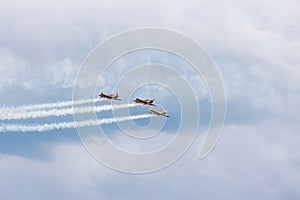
[0,0,298,119]
[0,143,113,200]
[0,121,300,200]
[0,0,300,199]
[0,0,298,111]
[0,48,30,91]
[0,47,78,100]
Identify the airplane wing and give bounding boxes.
[135,98,143,103]
[100,94,112,99]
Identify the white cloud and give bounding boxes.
[0,0,300,199]
[0,143,114,200]
[48,58,77,89]
[0,0,299,114]
[0,121,300,199]
[0,48,30,89]
[0,48,78,94]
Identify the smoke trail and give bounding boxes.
[0,98,104,113]
[0,103,140,120]
[0,114,152,132]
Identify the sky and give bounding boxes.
[0,0,300,199]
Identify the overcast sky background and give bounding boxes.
[0,0,300,199]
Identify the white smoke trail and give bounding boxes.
[0,114,152,133]
[0,98,104,113]
[0,103,140,120]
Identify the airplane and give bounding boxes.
[148,109,170,117]
[99,92,122,101]
[134,98,156,106]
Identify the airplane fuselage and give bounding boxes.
[99,92,122,101]
[148,109,170,117]
[134,98,156,106]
